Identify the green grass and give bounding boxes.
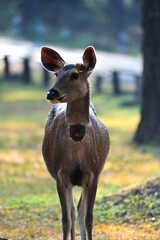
[95,180,160,228]
[0,81,160,239]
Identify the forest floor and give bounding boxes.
[0,82,160,240]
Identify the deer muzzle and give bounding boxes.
[46,89,64,104]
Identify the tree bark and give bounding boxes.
[134,0,160,144]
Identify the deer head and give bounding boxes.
[41,46,96,104]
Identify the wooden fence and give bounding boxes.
[1,55,50,87]
[1,55,142,101]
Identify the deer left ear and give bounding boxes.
[83,46,96,72]
[41,47,65,72]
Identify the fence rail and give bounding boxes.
[1,55,142,102]
[1,55,50,87]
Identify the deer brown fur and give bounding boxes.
[41,46,110,240]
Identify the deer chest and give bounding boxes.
[70,124,86,141]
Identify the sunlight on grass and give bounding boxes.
[0,121,40,130]
[94,223,160,240]
[101,114,140,131]
[0,83,44,103]
[1,91,42,102]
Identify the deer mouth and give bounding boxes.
[58,95,65,101]
[50,95,65,104]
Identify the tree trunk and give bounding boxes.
[134,0,160,144]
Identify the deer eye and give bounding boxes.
[70,72,79,81]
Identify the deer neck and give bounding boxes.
[66,90,90,126]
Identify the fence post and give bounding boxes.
[112,71,120,95]
[4,55,10,79]
[95,75,103,94]
[23,58,31,84]
[43,68,49,88]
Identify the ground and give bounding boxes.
[0,82,160,239]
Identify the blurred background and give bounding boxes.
[0,0,142,95]
[0,0,141,51]
[1,0,160,239]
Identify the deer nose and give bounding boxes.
[46,89,59,100]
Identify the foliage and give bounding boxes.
[0,82,160,239]
[0,0,141,53]
[0,0,20,32]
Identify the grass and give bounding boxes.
[95,177,160,227]
[0,81,160,239]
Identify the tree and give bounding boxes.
[0,0,19,31]
[107,0,125,39]
[134,0,160,144]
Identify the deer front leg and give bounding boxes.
[84,181,98,240]
[57,182,72,240]
[71,190,76,240]
[77,191,87,240]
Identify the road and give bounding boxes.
[0,36,142,77]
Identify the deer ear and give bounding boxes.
[83,46,96,72]
[41,47,65,72]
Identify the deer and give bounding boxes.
[41,46,110,240]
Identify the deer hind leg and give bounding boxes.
[84,181,98,240]
[77,190,87,240]
[57,182,73,240]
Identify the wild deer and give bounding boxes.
[41,46,110,240]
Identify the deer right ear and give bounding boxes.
[41,47,65,72]
[83,46,96,72]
